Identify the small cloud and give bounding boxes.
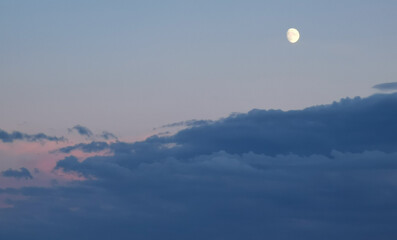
[68,125,93,138]
[0,129,65,143]
[157,119,213,130]
[55,141,110,154]
[1,168,33,180]
[157,131,171,136]
[68,125,117,141]
[54,156,80,173]
[373,82,397,91]
[100,131,118,140]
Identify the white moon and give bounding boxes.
[287,28,300,43]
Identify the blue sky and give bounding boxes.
[1,1,397,137]
[1,1,397,239]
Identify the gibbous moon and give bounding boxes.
[287,28,300,43]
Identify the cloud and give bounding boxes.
[1,168,33,180]
[56,141,110,154]
[3,151,397,239]
[373,82,397,91]
[68,125,93,137]
[165,93,397,157]
[0,129,66,143]
[68,126,117,140]
[56,93,397,158]
[2,93,397,239]
[158,119,214,129]
[100,131,118,140]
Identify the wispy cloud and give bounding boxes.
[68,125,93,138]
[156,119,214,129]
[68,125,118,141]
[100,131,118,140]
[55,141,110,154]
[373,82,397,91]
[0,129,65,143]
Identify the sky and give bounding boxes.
[1,0,397,137]
[1,1,397,239]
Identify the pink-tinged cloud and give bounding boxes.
[0,132,152,193]
[0,140,111,188]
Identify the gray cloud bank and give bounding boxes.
[2,93,397,239]
[57,93,397,157]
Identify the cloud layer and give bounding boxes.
[1,93,397,239]
[57,93,397,158]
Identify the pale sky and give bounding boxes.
[1,0,396,138]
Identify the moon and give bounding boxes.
[287,28,300,43]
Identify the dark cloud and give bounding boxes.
[373,82,397,91]
[1,168,33,180]
[58,93,397,158]
[68,125,93,137]
[0,129,65,143]
[165,93,397,157]
[2,93,397,239]
[3,151,397,239]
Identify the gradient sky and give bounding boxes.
[1,0,397,138]
[1,2,397,239]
